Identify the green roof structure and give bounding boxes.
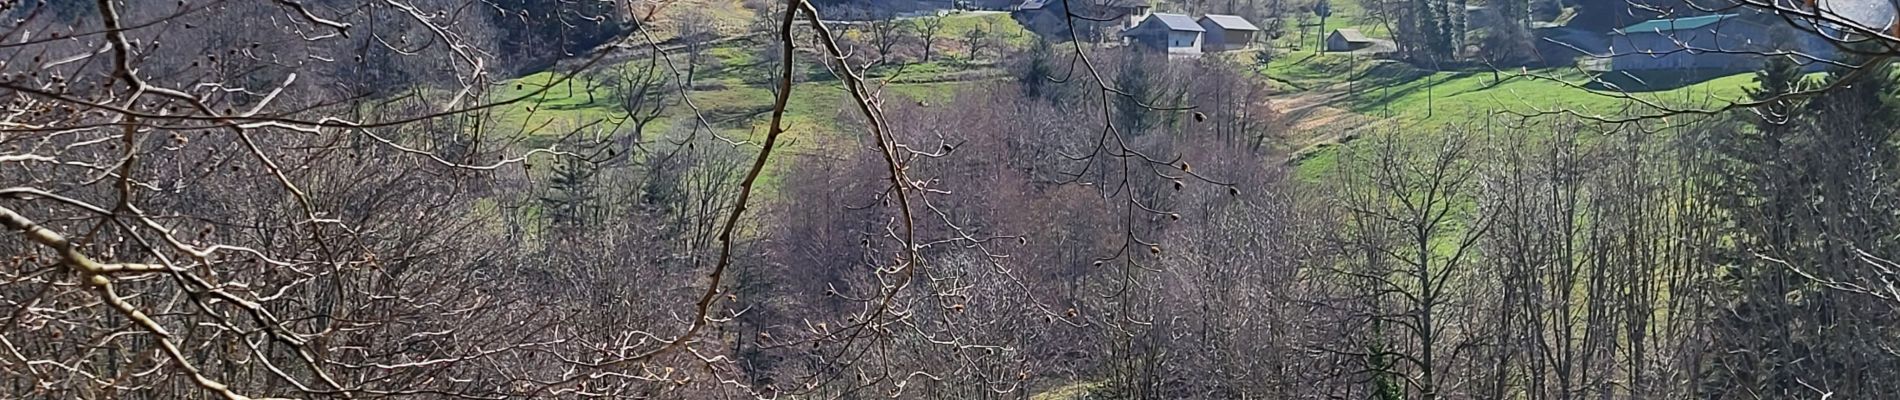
[1615,14,1739,34]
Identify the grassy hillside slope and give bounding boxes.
[491,9,1026,203]
[1261,52,1760,179]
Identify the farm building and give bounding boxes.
[1325,28,1373,52]
[1543,5,1885,71]
[1197,14,1261,52]
[1606,14,1774,72]
[1012,0,1152,42]
[1126,13,1205,55]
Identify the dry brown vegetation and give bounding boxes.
[3,0,1899,399]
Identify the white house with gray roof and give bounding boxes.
[1126,13,1206,54]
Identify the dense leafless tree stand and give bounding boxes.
[4,0,1900,399]
[0,0,1230,397]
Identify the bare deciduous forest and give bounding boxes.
[2,0,1898,399]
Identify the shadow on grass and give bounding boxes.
[705,104,774,127]
[1345,63,1471,112]
[1586,68,1739,92]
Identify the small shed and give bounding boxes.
[1197,14,1261,52]
[1126,13,1206,55]
[1325,28,1373,52]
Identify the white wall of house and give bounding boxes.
[1167,31,1203,54]
[1126,17,1204,55]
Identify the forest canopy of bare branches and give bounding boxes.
[2,0,1899,399]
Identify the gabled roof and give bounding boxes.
[1146,13,1206,32]
[1615,14,1737,34]
[1330,28,1371,43]
[1198,14,1260,31]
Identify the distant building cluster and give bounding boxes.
[1010,0,1261,55]
[1124,13,1262,54]
[1010,0,1894,70]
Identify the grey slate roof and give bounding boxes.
[1147,13,1206,32]
[1330,28,1371,43]
[1615,14,1738,34]
[1199,14,1260,31]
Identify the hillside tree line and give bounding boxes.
[3,0,1899,399]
